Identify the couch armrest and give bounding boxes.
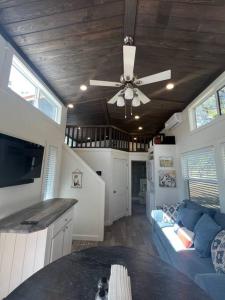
[195,273,225,300]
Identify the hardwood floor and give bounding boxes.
[72,203,158,256]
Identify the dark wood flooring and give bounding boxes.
[72,203,157,256]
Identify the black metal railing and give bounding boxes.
[65,125,150,152]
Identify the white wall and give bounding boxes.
[75,148,148,224]
[164,71,225,212]
[0,35,67,219]
[59,145,105,241]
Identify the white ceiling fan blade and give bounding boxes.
[135,89,151,104]
[123,45,136,81]
[107,91,122,104]
[134,70,171,86]
[90,80,122,87]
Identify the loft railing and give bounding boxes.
[65,125,150,152]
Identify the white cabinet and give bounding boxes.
[50,219,73,263]
[63,220,73,256]
[50,229,64,263]
[0,206,74,300]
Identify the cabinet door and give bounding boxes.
[50,230,64,263]
[63,221,73,256]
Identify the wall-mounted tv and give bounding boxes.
[0,133,44,188]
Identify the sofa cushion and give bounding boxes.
[183,199,216,216]
[162,203,181,221]
[211,229,225,273]
[195,273,225,300]
[177,207,202,231]
[214,212,225,229]
[194,214,221,258]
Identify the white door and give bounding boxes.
[50,230,64,263]
[112,158,128,222]
[63,221,73,256]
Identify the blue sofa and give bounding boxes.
[151,200,225,300]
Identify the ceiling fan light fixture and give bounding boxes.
[117,95,125,107]
[132,96,141,107]
[138,126,143,130]
[134,115,140,120]
[124,87,134,100]
[67,103,74,109]
[166,83,174,90]
[80,84,87,91]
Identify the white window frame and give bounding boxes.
[189,71,225,131]
[42,145,58,201]
[8,55,62,124]
[182,146,220,208]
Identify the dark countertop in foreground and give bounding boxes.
[5,246,210,300]
[0,198,78,233]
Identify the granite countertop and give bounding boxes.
[5,246,210,300]
[0,198,78,233]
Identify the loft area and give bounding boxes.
[0,1,225,300]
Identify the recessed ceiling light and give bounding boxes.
[78,127,81,130]
[80,84,87,91]
[67,103,74,109]
[133,137,137,140]
[138,126,143,130]
[166,83,174,90]
[87,137,91,140]
[134,115,140,120]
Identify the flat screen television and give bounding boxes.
[0,133,44,188]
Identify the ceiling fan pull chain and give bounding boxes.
[125,101,127,119]
[130,104,133,116]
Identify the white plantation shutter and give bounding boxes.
[43,145,58,200]
[182,147,219,208]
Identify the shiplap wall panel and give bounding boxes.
[0,233,16,299]
[9,234,27,293]
[21,232,38,282]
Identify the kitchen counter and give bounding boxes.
[0,198,78,233]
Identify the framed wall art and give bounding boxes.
[71,169,83,188]
[159,156,173,168]
[159,170,176,188]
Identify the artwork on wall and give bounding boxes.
[159,156,173,168]
[159,170,176,188]
[71,169,83,188]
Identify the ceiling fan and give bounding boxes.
[90,37,171,113]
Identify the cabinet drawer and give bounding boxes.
[52,208,73,237]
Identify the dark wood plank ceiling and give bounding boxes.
[0,0,225,137]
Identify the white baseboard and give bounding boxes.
[72,234,103,242]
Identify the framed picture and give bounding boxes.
[159,156,173,168]
[71,169,83,188]
[159,170,176,188]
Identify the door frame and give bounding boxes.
[128,153,148,216]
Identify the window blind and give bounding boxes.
[182,147,219,208]
[43,145,57,201]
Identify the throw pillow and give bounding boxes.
[162,203,181,222]
[194,214,222,258]
[177,227,195,248]
[211,230,225,273]
[176,207,202,231]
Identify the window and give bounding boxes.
[8,56,62,124]
[218,86,225,115]
[43,145,58,200]
[194,95,218,128]
[182,147,220,208]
